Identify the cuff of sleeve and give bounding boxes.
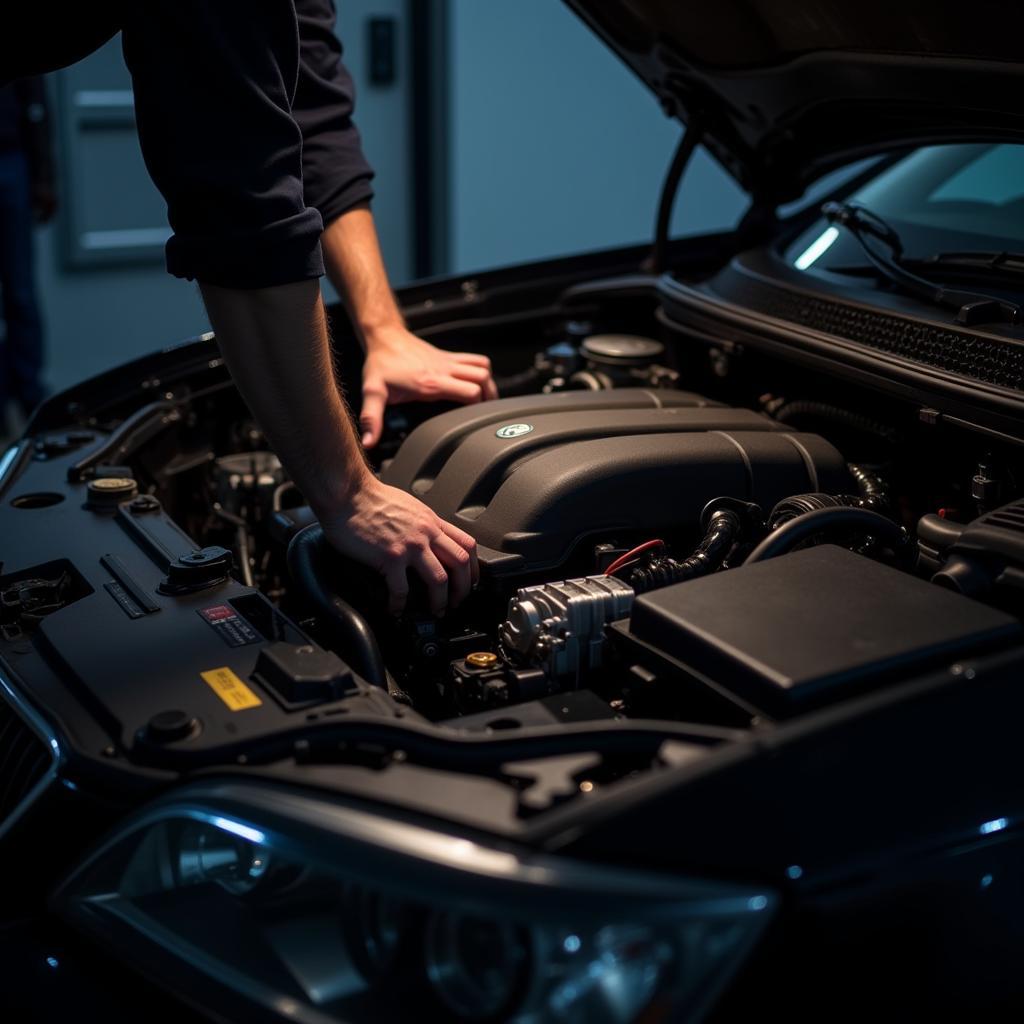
[318,175,375,231]
[167,209,326,289]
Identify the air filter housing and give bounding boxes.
[627,545,1022,717]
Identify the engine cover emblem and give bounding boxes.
[495,422,533,439]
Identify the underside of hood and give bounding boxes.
[564,0,1024,202]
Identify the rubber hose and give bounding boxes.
[493,366,543,397]
[917,513,965,552]
[743,506,912,565]
[848,463,888,499]
[773,401,900,445]
[847,463,892,514]
[286,524,388,689]
[769,493,847,528]
[628,509,741,592]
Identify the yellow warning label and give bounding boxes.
[201,667,262,711]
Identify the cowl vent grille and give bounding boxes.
[708,271,1024,391]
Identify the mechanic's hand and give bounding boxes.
[360,328,498,448]
[320,475,478,616]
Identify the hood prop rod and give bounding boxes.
[649,121,704,274]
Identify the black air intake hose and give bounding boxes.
[917,513,965,553]
[917,503,1024,598]
[628,507,743,593]
[769,466,892,529]
[769,492,851,528]
[744,507,913,565]
[848,463,891,514]
[286,525,388,689]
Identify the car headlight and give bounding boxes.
[54,781,774,1023]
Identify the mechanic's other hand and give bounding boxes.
[320,476,478,616]
[360,328,498,448]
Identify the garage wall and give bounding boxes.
[444,0,746,273]
[32,220,206,396]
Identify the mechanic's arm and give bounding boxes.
[119,0,475,614]
[201,279,477,615]
[287,1,496,448]
[322,205,498,446]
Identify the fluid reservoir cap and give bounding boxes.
[129,494,161,514]
[86,475,138,509]
[146,709,199,743]
[581,334,664,367]
[161,546,234,594]
[466,651,499,669]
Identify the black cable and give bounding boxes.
[651,122,704,274]
[286,525,388,689]
[744,506,912,565]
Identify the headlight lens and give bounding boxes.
[175,820,272,894]
[55,782,774,1023]
[424,911,530,1020]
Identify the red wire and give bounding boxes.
[604,539,665,577]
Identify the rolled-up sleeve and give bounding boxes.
[293,0,375,227]
[121,1,325,288]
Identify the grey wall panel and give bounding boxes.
[445,0,747,274]
[56,44,169,269]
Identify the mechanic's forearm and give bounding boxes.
[322,202,405,344]
[200,280,369,517]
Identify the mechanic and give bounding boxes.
[3,0,497,617]
[0,76,56,429]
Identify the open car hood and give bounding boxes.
[564,0,1024,202]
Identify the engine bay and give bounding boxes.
[4,279,1024,831]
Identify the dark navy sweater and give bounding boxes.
[3,0,374,289]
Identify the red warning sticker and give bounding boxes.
[198,605,261,647]
[201,605,235,623]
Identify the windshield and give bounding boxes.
[788,144,1024,273]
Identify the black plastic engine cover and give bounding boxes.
[383,388,723,495]
[382,391,850,577]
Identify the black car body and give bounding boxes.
[4,2,1024,1020]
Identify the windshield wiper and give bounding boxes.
[821,201,1022,327]
[918,250,1024,277]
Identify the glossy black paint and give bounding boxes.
[4,232,1024,1020]
[564,0,1024,200]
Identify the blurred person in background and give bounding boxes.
[0,77,56,432]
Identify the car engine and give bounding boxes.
[4,310,1023,824]
[4,290,1024,1024]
